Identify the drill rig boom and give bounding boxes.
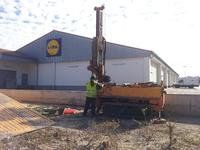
[87,6,106,83]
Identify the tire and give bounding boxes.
[174,85,180,88]
[188,85,194,89]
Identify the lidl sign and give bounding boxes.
[46,38,61,57]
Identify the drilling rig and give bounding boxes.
[88,6,166,119]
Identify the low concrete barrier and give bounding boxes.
[0,89,86,106]
[165,94,200,117]
[1,89,200,117]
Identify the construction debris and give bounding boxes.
[63,108,80,115]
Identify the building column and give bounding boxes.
[157,64,161,84]
[163,69,168,87]
[168,71,171,86]
[143,57,151,82]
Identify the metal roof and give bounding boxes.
[17,30,151,62]
[16,30,178,75]
[0,48,36,63]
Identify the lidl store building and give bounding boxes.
[0,30,178,90]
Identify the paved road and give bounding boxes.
[166,87,200,95]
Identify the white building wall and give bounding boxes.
[164,69,169,86]
[38,61,90,86]
[161,68,164,81]
[37,57,150,86]
[106,57,149,84]
[37,56,178,87]
[150,61,157,83]
[143,57,150,82]
[38,63,54,86]
[27,63,37,85]
[55,61,90,86]
[168,72,177,86]
[150,56,179,87]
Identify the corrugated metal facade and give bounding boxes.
[17,30,152,63]
[0,30,178,89]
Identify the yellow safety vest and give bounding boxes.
[86,82,97,98]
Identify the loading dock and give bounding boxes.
[0,70,16,89]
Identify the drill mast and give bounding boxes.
[88,6,106,83]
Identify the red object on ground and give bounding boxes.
[63,108,79,115]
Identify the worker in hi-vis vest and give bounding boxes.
[83,76,98,116]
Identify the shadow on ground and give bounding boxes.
[51,113,142,132]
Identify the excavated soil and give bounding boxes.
[0,104,200,150]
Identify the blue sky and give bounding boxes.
[0,0,200,77]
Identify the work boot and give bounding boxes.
[82,112,87,117]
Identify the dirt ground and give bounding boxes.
[0,104,200,150]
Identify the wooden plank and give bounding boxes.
[0,93,54,140]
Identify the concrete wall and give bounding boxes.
[165,94,200,117]
[0,89,86,106]
[1,89,199,117]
